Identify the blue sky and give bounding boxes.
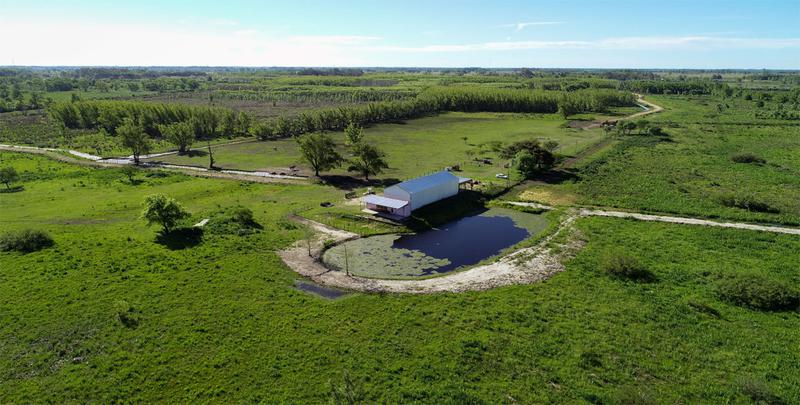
[1,0,799,68]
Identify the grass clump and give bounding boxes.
[0,229,54,253]
[719,194,778,213]
[716,273,800,311]
[603,253,656,282]
[731,153,766,164]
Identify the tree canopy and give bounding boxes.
[296,133,343,177]
[348,143,389,181]
[141,194,190,234]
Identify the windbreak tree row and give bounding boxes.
[48,100,251,139]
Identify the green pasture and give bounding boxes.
[146,112,606,183]
[1,153,799,402]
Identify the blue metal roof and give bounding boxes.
[363,194,409,209]
[393,171,459,194]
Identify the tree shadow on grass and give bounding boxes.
[0,185,25,193]
[155,227,204,250]
[318,175,402,190]
[184,149,208,157]
[535,169,579,185]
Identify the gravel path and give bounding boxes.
[581,209,800,235]
[0,143,307,183]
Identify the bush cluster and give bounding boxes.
[716,273,799,311]
[0,229,54,253]
[719,194,778,213]
[603,253,655,282]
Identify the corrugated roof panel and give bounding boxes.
[363,195,409,209]
[394,171,459,194]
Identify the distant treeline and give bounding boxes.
[212,88,416,104]
[250,87,636,139]
[48,101,250,139]
[620,80,717,95]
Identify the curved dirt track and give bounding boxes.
[0,143,307,184]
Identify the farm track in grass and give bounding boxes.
[0,144,307,184]
[561,94,663,169]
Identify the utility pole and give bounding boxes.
[343,242,350,276]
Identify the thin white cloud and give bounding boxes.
[499,21,564,31]
[287,35,382,45]
[368,36,800,53]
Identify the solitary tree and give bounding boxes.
[118,119,151,165]
[516,148,556,179]
[159,121,195,154]
[348,143,389,181]
[297,133,343,177]
[0,166,20,189]
[141,194,189,234]
[344,122,364,147]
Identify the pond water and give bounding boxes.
[322,207,548,279]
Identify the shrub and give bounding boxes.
[206,206,262,235]
[716,273,799,311]
[603,253,655,282]
[0,229,55,253]
[736,376,785,404]
[719,194,778,213]
[731,153,766,164]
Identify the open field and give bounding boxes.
[3,66,800,403]
[146,112,606,182]
[515,94,800,225]
[2,152,800,402]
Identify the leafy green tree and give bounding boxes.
[297,133,343,176]
[344,122,364,147]
[0,166,20,189]
[159,121,195,154]
[141,194,189,234]
[516,148,556,179]
[348,143,389,181]
[118,119,152,164]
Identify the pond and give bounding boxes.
[322,207,549,279]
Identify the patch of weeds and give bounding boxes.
[719,194,778,213]
[731,153,766,164]
[615,386,658,405]
[736,375,786,405]
[329,371,365,405]
[716,273,799,311]
[603,253,656,282]
[579,352,603,369]
[323,239,337,250]
[114,300,139,328]
[0,229,54,253]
